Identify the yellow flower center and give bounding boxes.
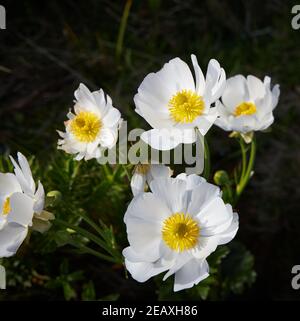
[135,164,150,175]
[70,111,102,142]
[162,212,200,252]
[168,90,204,123]
[234,102,257,117]
[2,197,11,215]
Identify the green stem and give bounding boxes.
[203,137,211,180]
[115,0,132,62]
[239,137,247,180]
[102,164,112,181]
[70,241,118,263]
[236,137,256,201]
[121,164,132,181]
[55,219,118,260]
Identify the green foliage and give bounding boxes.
[3,0,295,301]
[46,260,84,301]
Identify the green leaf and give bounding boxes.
[81,281,96,301]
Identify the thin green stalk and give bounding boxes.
[239,137,247,180]
[115,0,132,62]
[203,137,211,180]
[80,213,119,254]
[79,212,107,239]
[70,241,118,263]
[55,219,117,259]
[236,137,256,200]
[102,164,112,181]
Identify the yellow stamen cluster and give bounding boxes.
[2,197,11,215]
[234,102,257,117]
[70,111,102,142]
[162,212,200,252]
[168,90,204,123]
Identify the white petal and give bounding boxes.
[99,128,118,149]
[134,100,173,129]
[247,75,265,100]
[215,100,232,131]
[218,211,239,245]
[197,197,233,236]
[149,177,188,214]
[0,223,28,257]
[205,59,226,103]
[124,192,170,224]
[176,173,206,190]
[86,140,99,157]
[161,57,195,92]
[7,193,34,227]
[230,114,257,133]
[174,259,209,291]
[124,257,171,283]
[271,84,280,110]
[74,83,99,114]
[0,173,22,196]
[102,107,121,128]
[162,251,191,281]
[192,236,219,259]
[9,153,35,197]
[92,89,109,117]
[141,128,195,151]
[34,181,45,214]
[195,107,218,136]
[123,242,174,264]
[256,112,274,130]
[187,181,221,216]
[125,216,162,261]
[130,172,146,196]
[222,75,248,111]
[149,164,172,181]
[191,54,205,95]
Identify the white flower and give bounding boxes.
[58,83,122,161]
[123,174,238,292]
[215,75,280,134]
[130,164,172,196]
[0,152,45,257]
[134,54,226,150]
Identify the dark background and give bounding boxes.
[0,0,300,300]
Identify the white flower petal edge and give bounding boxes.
[130,164,173,196]
[134,55,226,150]
[123,174,238,291]
[58,83,122,161]
[0,152,46,258]
[215,75,280,133]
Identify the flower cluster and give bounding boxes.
[0,53,280,293]
[0,153,52,258]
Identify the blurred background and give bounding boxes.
[0,0,299,300]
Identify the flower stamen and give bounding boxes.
[234,102,257,117]
[2,197,11,216]
[70,111,102,142]
[168,90,204,123]
[162,212,200,252]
